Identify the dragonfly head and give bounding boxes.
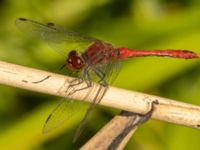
[66,50,84,71]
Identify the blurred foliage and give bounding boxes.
[0,0,200,149]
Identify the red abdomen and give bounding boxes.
[118,47,199,60]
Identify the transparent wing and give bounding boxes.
[72,59,121,142]
[42,61,120,139]
[100,60,121,85]
[15,18,98,57]
[43,98,88,134]
[42,70,95,134]
[73,83,108,142]
[91,49,121,85]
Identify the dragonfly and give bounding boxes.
[15,18,199,142]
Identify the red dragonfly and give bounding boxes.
[15,18,199,141]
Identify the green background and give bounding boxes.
[0,0,200,149]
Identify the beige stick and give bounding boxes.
[0,60,200,129]
[80,111,139,150]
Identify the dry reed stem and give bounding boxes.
[0,60,200,129]
[80,111,139,150]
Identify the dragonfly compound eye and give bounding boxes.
[69,50,78,57]
[67,58,72,63]
[76,59,81,64]
[73,58,84,70]
[66,56,83,71]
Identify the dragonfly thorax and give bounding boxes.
[66,50,84,71]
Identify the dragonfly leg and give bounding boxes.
[69,79,84,88]
[68,78,81,84]
[93,68,108,86]
[67,72,92,96]
[65,78,83,94]
[68,67,89,86]
[67,81,92,96]
[73,84,108,142]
